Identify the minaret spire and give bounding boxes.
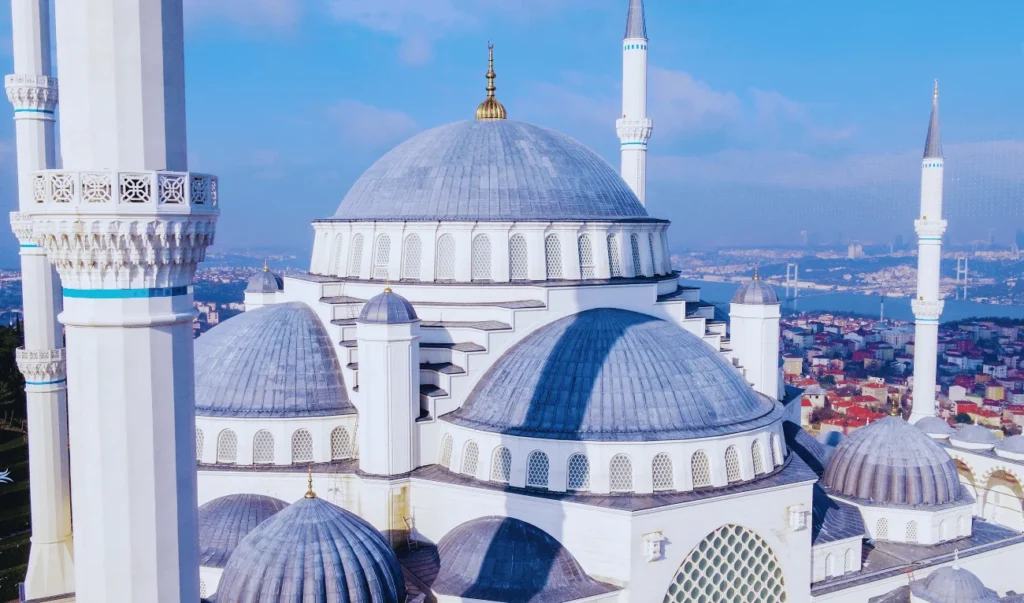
[624,0,647,39]
[617,0,653,205]
[924,79,942,158]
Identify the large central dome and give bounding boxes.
[333,120,649,222]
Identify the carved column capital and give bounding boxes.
[16,347,66,385]
[5,74,58,117]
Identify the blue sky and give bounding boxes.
[2,0,1024,259]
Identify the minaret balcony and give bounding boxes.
[15,347,66,385]
[4,74,58,115]
[616,118,653,143]
[911,299,944,321]
[914,219,947,239]
[26,169,219,217]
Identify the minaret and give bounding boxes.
[5,1,74,598]
[729,267,781,399]
[909,81,946,424]
[616,0,653,205]
[31,1,219,600]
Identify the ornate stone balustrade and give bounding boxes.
[911,300,945,321]
[9,212,34,245]
[16,347,66,384]
[914,219,948,239]
[616,118,654,143]
[28,169,218,215]
[4,74,58,115]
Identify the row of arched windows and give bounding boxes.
[197,427,354,465]
[324,230,666,281]
[438,434,784,492]
[873,515,969,542]
[823,549,856,578]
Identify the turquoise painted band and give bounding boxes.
[19,244,38,248]
[26,378,66,386]
[63,286,190,299]
[919,237,942,241]
[14,108,54,115]
[621,142,647,147]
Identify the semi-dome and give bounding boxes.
[358,289,418,324]
[822,416,963,506]
[909,564,999,603]
[198,494,289,568]
[215,495,405,603]
[916,416,955,438]
[432,516,616,603]
[332,119,649,222]
[950,424,999,449]
[195,302,354,418]
[443,309,779,441]
[245,264,283,294]
[732,274,779,305]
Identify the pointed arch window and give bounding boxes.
[691,450,711,488]
[472,234,492,281]
[461,441,480,477]
[291,429,314,464]
[630,233,643,276]
[509,234,529,280]
[566,454,590,491]
[490,447,512,483]
[527,451,549,489]
[545,234,563,279]
[402,234,422,281]
[435,234,456,281]
[439,434,454,469]
[348,234,364,278]
[330,427,353,460]
[372,234,391,280]
[652,453,674,491]
[578,234,595,279]
[648,233,658,275]
[216,430,237,464]
[607,234,622,277]
[252,430,275,464]
[609,454,634,493]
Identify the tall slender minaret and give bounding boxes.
[5,1,75,599]
[29,1,219,600]
[616,0,653,205]
[909,81,946,424]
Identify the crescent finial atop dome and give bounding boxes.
[476,42,507,120]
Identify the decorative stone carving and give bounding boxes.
[911,300,945,321]
[4,74,58,113]
[616,118,654,143]
[16,347,66,384]
[642,531,666,562]
[9,212,34,244]
[788,504,808,531]
[30,170,218,209]
[914,219,948,239]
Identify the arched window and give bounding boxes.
[652,453,674,491]
[216,430,237,464]
[663,524,787,603]
[435,234,456,281]
[545,234,562,279]
[490,447,512,483]
[402,234,421,281]
[876,518,889,540]
[578,234,595,279]
[291,429,313,464]
[940,519,949,541]
[609,454,633,493]
[372,234,391,280]
[843,548,854,572]
[252,430,275,464]
[471,234,491,281]
[630,233,642,276]
[509,234,529,280]
[607,234,622,277]
[725,446,741,483]
[906,520,918,543]
[771,433,783,466]
[462,441,480,477]
[348,234,364,278]
[752,441,766,475]
[331,234,345,276]
[566,454,590,491]
[439,434,454,469]
[648,232,658,275]
[330,427,353,460]
[196,428,204,462]
[691,450,712,488]
[957,515,967,536]
[825,553,835,577]
[527,451,549,488]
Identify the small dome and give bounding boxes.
[358,290,418,324]
[822,416,963,506]
[996,435,1024,458]
[909,564,999,603]
[916,416,956,438]
[198,494,288,568]
[215,496,405,603]
[195,302,354,418]
[950,424,999,448]
[444,309,779,441]
[732,276,779,305]
[432,516,615,603]
[245,266,283,294]
[333,120,648,222]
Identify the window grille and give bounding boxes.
[843,549,854,572]
[545,234,563,279]
[609,454,633,493]
[332,234,345,276]
[607,234,622,277]
[291,429,314,464]
[652,453,674,491]
[435,234,456,281]
[527,451,549,488]
[771,434,783,466]
[471,235,492,281]
[825,553,836,577]
[462,441,480,477]
[725,446,742,483]
[216,430,237,464]
[648,232,658,275]
[252,430,275,464]
[906,520,918,543]
[566,454,590,491]
[348,234,364,278]
[578,235,595,279]
[691,450,712,487]
[439,434,454,469]
[200,580,207,598]
[509,234,529,280]
[330,427,353,460]
[663,524,788,603]
[372,235,391,280]
[630,233,642,276]
[196,428,204,462]
[490,447,512,483]
[876,518,889,539]
[402,234,422,280]
[752,441,766,474]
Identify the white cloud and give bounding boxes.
[751,89,856,143]
[327,100,419,146]
[183,0,302,29]
[649,67,743,135]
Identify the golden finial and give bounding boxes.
[475,42,507,120]
[305,465,316,499]
[890,402,901,418]
[753,264,760,281]
[263,259,269,272]
[384,280,392,294]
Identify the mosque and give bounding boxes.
[6,0,1024,602]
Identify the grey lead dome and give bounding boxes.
[909,565,1000,603]
[332,120,649,222]
[732,279,779,304]
[198,494,288,568]
[822,416,963,506]
[358,290,418,324]
[443,308,779,441]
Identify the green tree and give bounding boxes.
[954,413,974,425]
[819,375,836,388]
